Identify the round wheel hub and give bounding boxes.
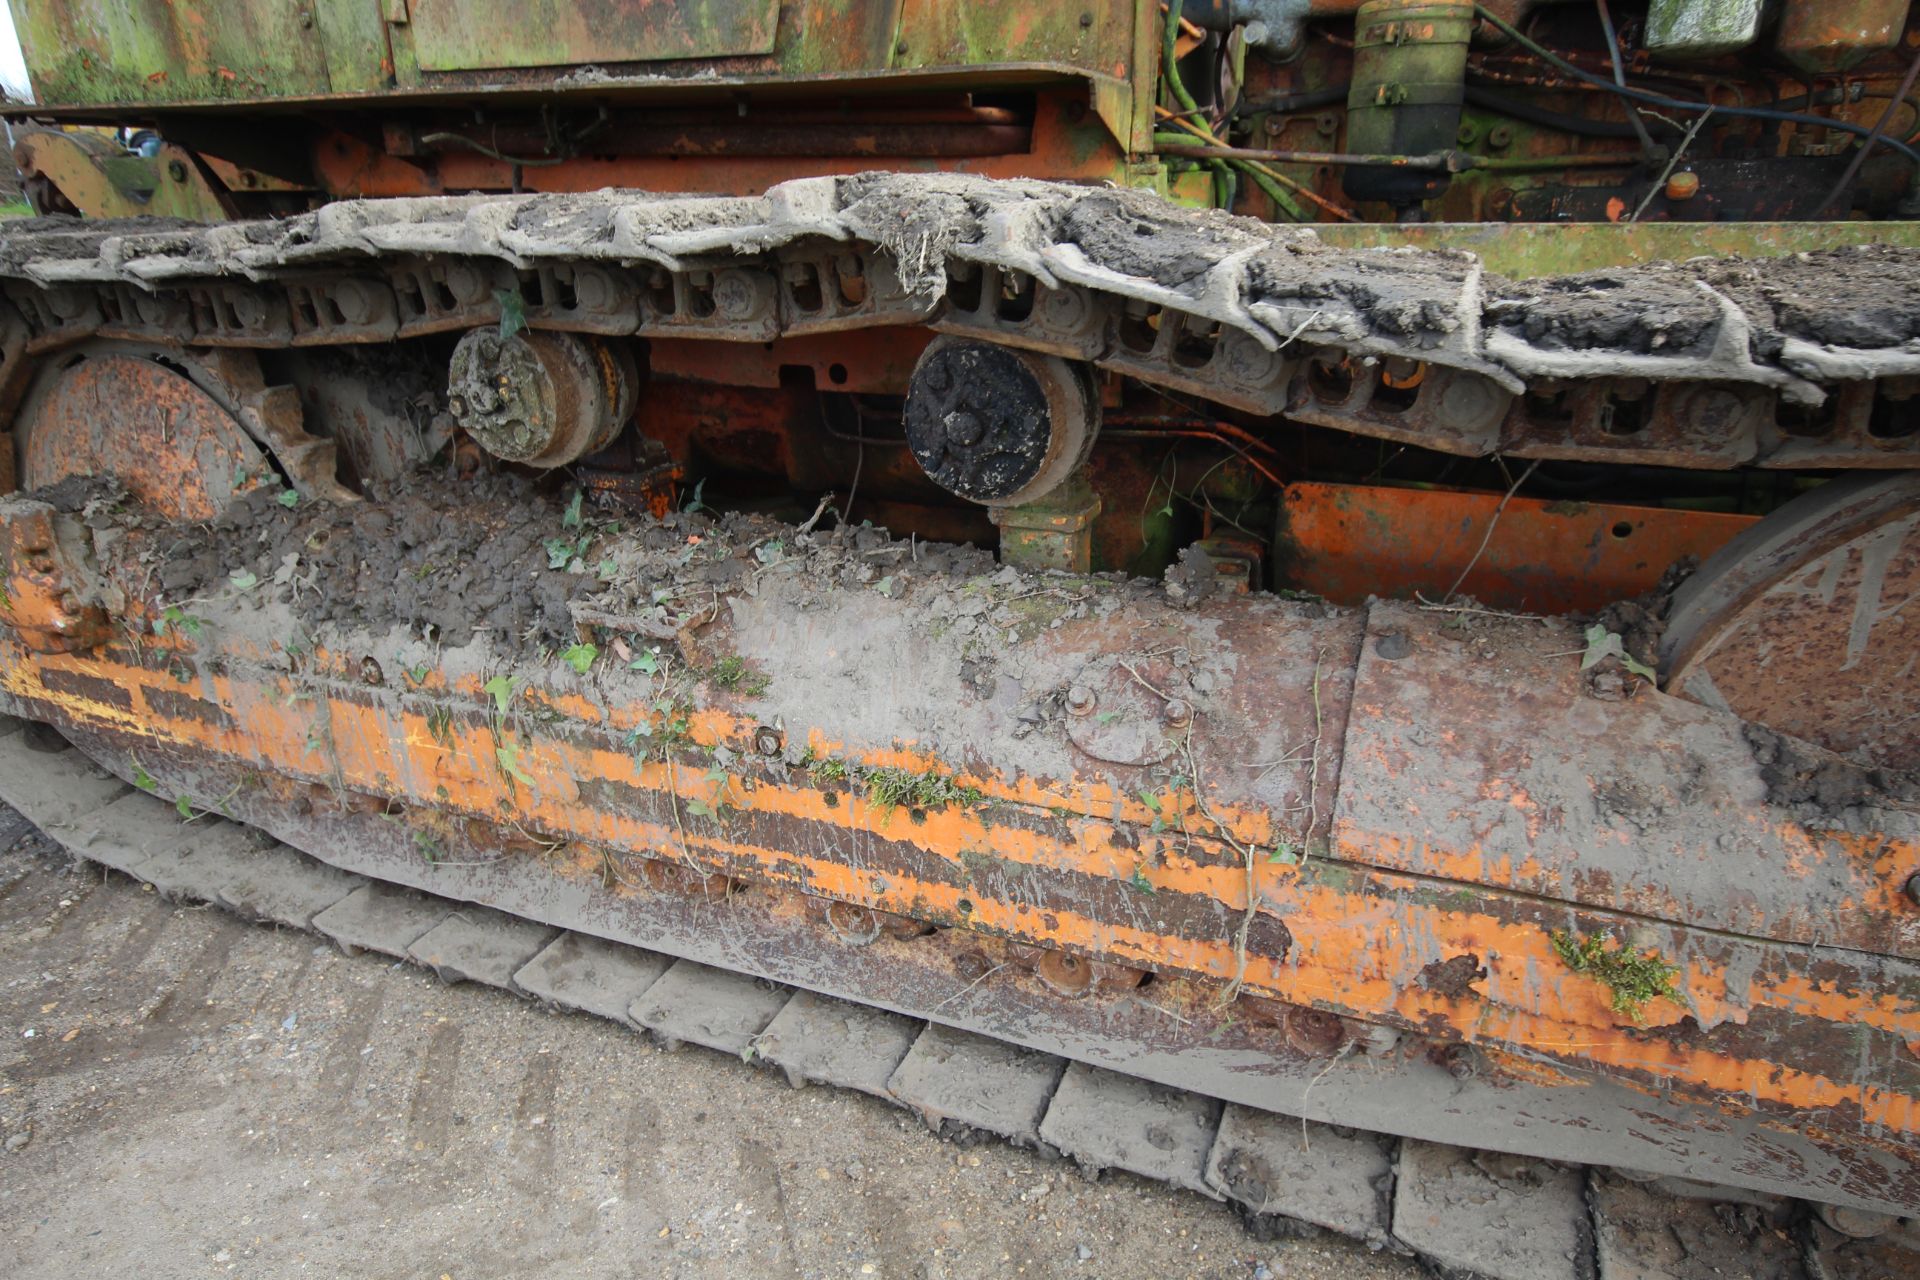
[447,329,634,468]
[902,338,1096,506]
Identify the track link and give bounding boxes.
[3,713,1913,1280]
[0,175,1918,473]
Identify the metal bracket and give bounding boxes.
[0,497,109,654]
[991,473,1102,573]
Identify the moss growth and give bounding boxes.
[804,754,980,815]
[807,756,851,784]
[703,655,769,697]
[1551,929,1680,1022]
[862,765,984,815]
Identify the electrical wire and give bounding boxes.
[1156,109,1360,221]
[1592,0,1659,157]
[1161,0,1319,221]
[1815,45,1920,216]
[1473,5,1920,167]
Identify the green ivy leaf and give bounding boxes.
[1581,625,1657,681]
[276,489,300,509]
[560,643,598,675]
[496,742,535,786]
[496,287,527,341]
[175,795,194,820]
[628,650,659,676]
[483,674,516,718]
[562,489,584,530]
[131,760,157,792]
[229,569,259,592]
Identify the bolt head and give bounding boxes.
[1905,873,1920,906]
[1162,698,1193,728]
[1066,684,1097,716]
[943,410,985,447]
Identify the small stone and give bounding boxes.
[1254,1264,1275,1280]
[5,1130,31,1152]
[1076,1244,1093,1261]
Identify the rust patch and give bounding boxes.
[35,664,133,709]
[141,685,236,731]
[1420,953,1488,998]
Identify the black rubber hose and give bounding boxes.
[1463,86,1661,139]
[1474,5,1920,167]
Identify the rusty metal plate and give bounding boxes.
[1062,652,1188,766]
[1273,481,1756,615]
[406,0,779,72]
[18,350,269,521]
[1663,472,1920,772]
[1333,599,1920,959]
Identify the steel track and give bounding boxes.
[0,175,1915,474]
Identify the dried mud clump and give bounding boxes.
[1742,723,1920,815]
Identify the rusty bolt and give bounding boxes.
[1665,170,1701,201]
[1817,1202,1897,1239]
[943,410,985,447]
[1162,698,1193,729]
[753,724,785,757]
[954,950,993,982]
[1905,873,1920,906]
[1316,113,1339,137]
[1376,629,1411,660]
[1264,115,1284,138]
[360,656,384,687]
[1487,124,1513,149]
[1066,684,1097,716]
[1079,11,1093,27]
[166,159,187,182]
[1441,1045,1476,1080]
[895,38,909,55]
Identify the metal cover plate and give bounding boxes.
[407,0,779,71]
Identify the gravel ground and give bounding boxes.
[0,804,1423,1280]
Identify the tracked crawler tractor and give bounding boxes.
[2,1,1920,1274]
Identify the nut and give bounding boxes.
[1065,684,1097,716]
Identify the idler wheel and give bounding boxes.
[447,329,636,467]
[902,336,1097,505]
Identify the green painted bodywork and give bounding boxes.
[8,0,1147,137]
